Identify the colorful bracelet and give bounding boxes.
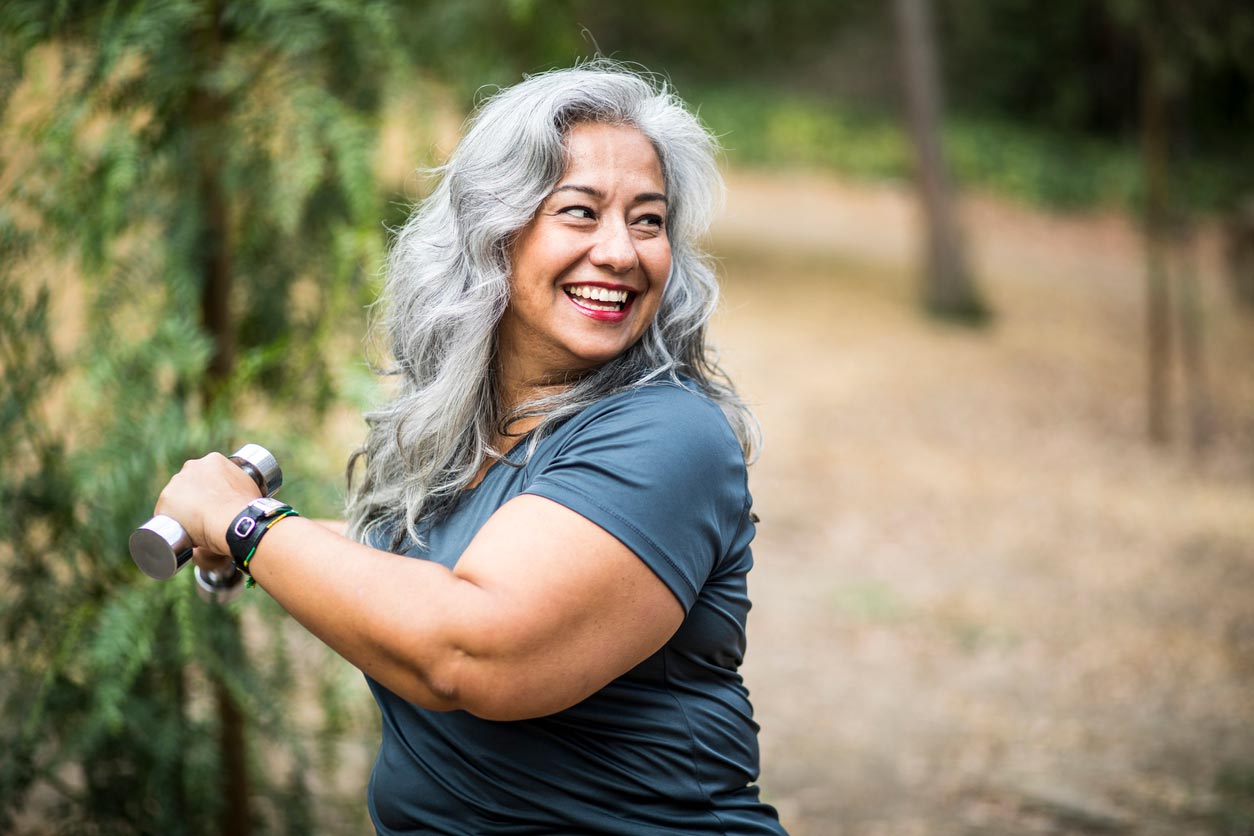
[226,497,300,587]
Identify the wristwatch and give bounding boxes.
[226,497,297,574]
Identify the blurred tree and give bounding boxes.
[893,0,988,322]
[0,1,396,832]
[940,0,1141,137]
[940,0,1253,159]
[392,0,878,95]
[392,0,584,93]
[1107,0,1240,451]
[1227,202,1254,310]
[1138,9,1176,445]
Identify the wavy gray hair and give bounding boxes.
[346,61,759,549]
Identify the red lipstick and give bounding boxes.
[562,282,638,322]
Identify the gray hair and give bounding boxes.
[346,61,759,549]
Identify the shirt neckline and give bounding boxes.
[462,429,536,493]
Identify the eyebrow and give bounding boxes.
[548,184,668,205]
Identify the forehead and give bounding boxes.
[558,123,665,191]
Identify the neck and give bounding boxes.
[496,339,596,408]
[494,358,571,443]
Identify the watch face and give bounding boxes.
[251,497,286,515]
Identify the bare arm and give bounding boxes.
[159,454,683,720]
[310,518,348,536]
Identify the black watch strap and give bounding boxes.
[226,497,298,575]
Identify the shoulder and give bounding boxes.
[558,379,743,459]
[528,379,750,518]
[521,380,753,607]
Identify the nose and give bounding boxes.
[589,219,638,274]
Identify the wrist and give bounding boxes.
[226,498,300,577]
[207,494,262,555]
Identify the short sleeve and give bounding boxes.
[522,385,749,613]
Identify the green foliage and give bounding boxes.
[1214,761,1254,834]
[696,88,910,180]
[695,85,1243,213]
[393,0,586,94]
[941,118,1142,210]
[0,0,399,831]
[389,0,878,97]
[940,0,1139,136]
[409,0,1253,214]
[386,0,1252,214]
[940,0,1254,205]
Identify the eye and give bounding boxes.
[631,213,666,236]
[559,205,596,220]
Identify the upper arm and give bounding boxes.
[430,388,748,720]
[448,494,684,720]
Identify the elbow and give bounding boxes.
[405,650,473,713]
[409,651,575,721]
[459,693,546,723]
[421,658,527,720]
[386,652,530,720]
[354,641,478,715]
[374,604,588,719]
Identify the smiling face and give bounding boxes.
[497,122,671,391]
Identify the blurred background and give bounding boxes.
[2,1,1252,834]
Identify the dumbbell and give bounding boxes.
[130,444,282,603]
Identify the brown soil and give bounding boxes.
[713,170,1254,835]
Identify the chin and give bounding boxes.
[593,336,644,362]
[574,351,628,372]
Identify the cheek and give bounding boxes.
[640,246,672,326]
[647,241,673,282]
[507,252,555,305]
[641,271,670,324]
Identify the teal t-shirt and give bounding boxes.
[366,381,786,835]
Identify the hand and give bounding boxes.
[192,546,235,579]
[154,453,261,555]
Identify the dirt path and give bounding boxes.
[710,170,1254,834]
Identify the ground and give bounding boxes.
[713,171,1254,835]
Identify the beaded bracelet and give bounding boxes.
[241,509,299,587]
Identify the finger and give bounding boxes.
[192,547,234,575]
[209,451,264,497]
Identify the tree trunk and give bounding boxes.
[1225,200,1254,309]
[191,4,252,834]
[1173,220,1215,454]
[214,640,252,836]
[198,138,235,401]
[192,6,235,404]
[892,0,987,321]
[1140,21,1173,446]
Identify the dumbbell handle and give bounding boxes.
[129,444,283,581]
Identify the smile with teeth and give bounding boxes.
[564,284,634,312]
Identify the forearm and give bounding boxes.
[311,518,349,536]
[245,516,486,709]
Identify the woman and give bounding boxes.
[157,62,787,835]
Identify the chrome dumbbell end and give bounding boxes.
[130,514,194,580]
[231,443,282,496]
[194,564,246,604]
